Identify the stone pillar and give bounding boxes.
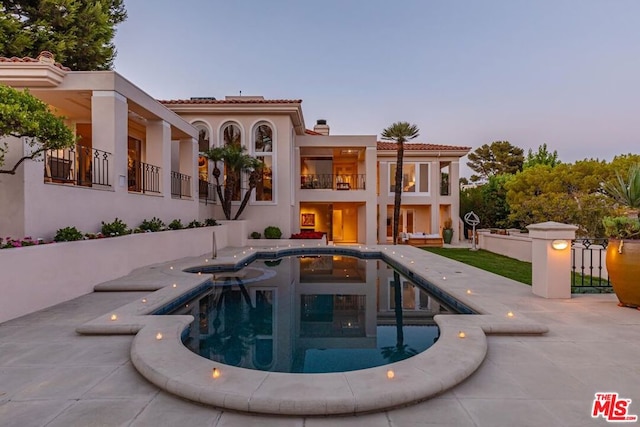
[526,221,578,299]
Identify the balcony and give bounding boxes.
[171,171,192,198]
[128,160,161,194]
[44,145,111,187]
[300,174,366,190]
[199,179,217,204]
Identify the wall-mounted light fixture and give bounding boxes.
[552,239,569,250]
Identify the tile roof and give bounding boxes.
[304,129,323,135]
[377,141,471,151]
[159,99,302,105]
[0,52,71,71]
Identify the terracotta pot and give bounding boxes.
[606,239,640,307]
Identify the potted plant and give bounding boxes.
[602,163,640,308]
[442,217,454,244]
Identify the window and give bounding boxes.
[253,123,274,202]
[389,162,429,194]
[194,122,210,181]
[221,122,242,201]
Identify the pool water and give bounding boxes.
[170,255,461,373]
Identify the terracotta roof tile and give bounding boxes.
[0,52,71,71]
[159,99,302,105]
[377,141,471,151]
[304,129,323,135]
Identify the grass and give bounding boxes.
[422,248,532,285]
[422,247,613,293]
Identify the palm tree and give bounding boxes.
[381,122,420,244]
[203,144,264,220]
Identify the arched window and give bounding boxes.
[220,122,243,201]
[193,122,210,182]
[253,123,274,202]
[222,122,242,147]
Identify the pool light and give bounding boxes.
[212,368,220,379]
[386,370,395,379]
[141,298,147,303]
[458,331,466,339]
[156,333,163,340]
[507,311,514,318]
[466,289,472,295]
[172,283,177,288]
[110,314,117,321]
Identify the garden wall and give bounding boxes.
[0,225,227,324]
[477,230,532,262]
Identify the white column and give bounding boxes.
[450,160,461,243]
[365,146,377,245]
[91,91,127,192]
[527,221,578,299]
[146,120,171,198]
[179,137,197,198]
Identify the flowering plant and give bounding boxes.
[0,236,45,249]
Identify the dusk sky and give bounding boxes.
[114,1,639,177]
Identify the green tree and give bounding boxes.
[506,161,614,237]
[523,143,560,169]
[0,0,127,70]
[381,121,420,244]
[204,144,264,220]
[0,85,75,175]
[466,141,524,182]
[459,175,515,229]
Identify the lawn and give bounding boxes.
[422,247,612,292]
[422,248,532,285]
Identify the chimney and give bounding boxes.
[313,119,330,135]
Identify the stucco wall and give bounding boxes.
[477,231,533,262]
[0,225,228,324]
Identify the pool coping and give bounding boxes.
[76,244,549,416]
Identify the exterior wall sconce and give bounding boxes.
[552,239,569,250]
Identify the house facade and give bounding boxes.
[0,53,199,240]
[0,53,470,244]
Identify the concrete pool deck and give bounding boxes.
[1,245,639,426]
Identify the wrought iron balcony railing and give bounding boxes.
[199,179,217,204]
[300,174,366,190]
[128,160,161,194]
[44,145,111,187]
[171,171,192,198]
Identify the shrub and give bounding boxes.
[139,217,165,232]
[101,218,130,237]
[168,219,183,230]
[264,226,282,239]
[250,231,262,239]
[204,218,218,226]
[54,226,84,242]
[187,220,203,228]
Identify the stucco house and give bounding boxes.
[0,53,470,244]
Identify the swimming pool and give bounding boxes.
[167,254,469,373]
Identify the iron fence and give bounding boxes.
[128,160,161,194]
[571,238,612,293]
[199,179,217,204]
[44,145,111,187]
[171,171,192,198]
[300,174,366,190]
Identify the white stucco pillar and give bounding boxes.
[91,91,127,192]
[179,137,197,199]
[450,160,461,243]
[365,146,377,245]
[146,120,171,198]
[526,221,578,299]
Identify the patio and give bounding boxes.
[0,245,638,426]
